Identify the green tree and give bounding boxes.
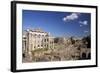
[54,37,59,43]
[82,36,91,48]
[70,36,75,44]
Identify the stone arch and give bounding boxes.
[82,53,86,59]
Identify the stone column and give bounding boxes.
[27,32,33,60]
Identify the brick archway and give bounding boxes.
[80,48,91,60]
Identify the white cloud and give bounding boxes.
[84,30,88,33]
[80,25,82,27]
[79,20,88,25]
[63,13,80,21]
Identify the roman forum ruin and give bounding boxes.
[22,28,91,62]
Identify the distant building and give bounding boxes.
[22,28,54,56]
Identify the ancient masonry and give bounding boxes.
[22,28,91,61]
[22,28,54,56]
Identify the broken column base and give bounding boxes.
[27,51,33,60]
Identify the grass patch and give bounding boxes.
[31,48,48,54]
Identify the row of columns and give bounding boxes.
[22,31,54,55]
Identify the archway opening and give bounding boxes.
[82,53,86,59]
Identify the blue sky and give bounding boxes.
[22,10,91,37]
